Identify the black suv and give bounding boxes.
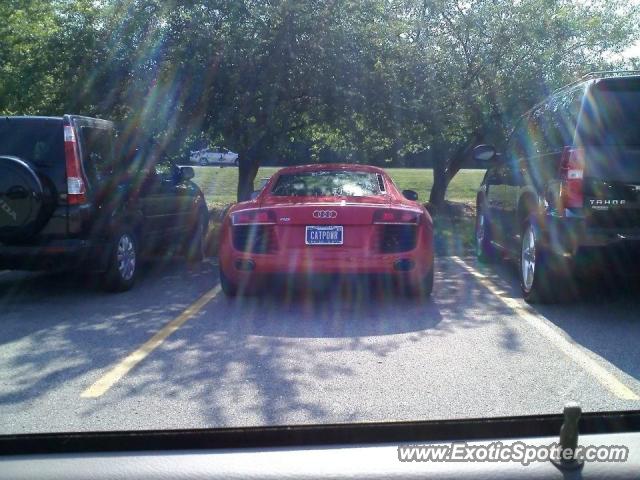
[0,115,208,291]
[474,72,640,303]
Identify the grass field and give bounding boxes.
[192,166,485,209]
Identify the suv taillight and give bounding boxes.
[64,124,87,205]
[559,146,584,210]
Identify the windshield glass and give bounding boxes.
[271,171,382,197]
[579,84,640,147]
[0,119,64,167]
[1,0,640,447]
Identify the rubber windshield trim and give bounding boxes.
[1,410,639,456]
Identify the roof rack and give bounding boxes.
[579,70,640,80]
[516,70,640,120]
[543,70,640,99]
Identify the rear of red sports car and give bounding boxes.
[218,164,434,297]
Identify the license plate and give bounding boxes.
[305,226,343,245]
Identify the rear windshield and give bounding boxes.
[0,119,64,167]
[578,81,640,147]
[271,170,383,197]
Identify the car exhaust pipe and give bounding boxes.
[394,259,414,271]
[234,259,256,271]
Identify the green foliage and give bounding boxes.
[0,1,60,114]
[1,0,638,200]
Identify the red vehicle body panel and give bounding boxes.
[218,164,433,288]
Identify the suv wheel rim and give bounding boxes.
[117,234,136,281]
[476,213,485,256]
[521,225,536,292]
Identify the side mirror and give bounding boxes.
[180,166,195,181]
[402,189,419,201]
[250,190,260,200]
[473,144,497,164]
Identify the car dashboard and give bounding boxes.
[2,410,639,480]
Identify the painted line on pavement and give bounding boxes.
[81,285,221,398]
[451,256,639,401]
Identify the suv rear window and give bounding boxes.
[271,171,383,197]
[0,119,64,167]
[578,80,640,147]
[78,126,115,184]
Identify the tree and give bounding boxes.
[2,0,638,205]
[0,1,61,114]
[398,0,640,207]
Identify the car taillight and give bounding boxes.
[559,146,584,210]
[64,125,87,205]
[231,209,278,253]
[378,225,418,253]
[232,209,277,225]
[232,225,278,253]
[373,209,421,224]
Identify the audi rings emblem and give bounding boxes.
[313,210,338,219]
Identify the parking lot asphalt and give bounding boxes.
[1,256,639,434]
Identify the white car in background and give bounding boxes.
[190,147,239,166]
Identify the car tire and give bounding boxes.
[234,159,239,167]
[103,230,138,292]
[418,268,434,298]
[219,265,238,297]
[401,268,434,299]
[199,158,207,166]
[520,216,572,304]
[186,210,207,264]
[475,204,496,263]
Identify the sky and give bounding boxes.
[622,42,640,59]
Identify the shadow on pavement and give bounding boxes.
[76,257,514,428]
[0,256,518,431]
[0,260,216,411]
[473,257,640,387]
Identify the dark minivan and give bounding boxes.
[474,72,640,303]
[0,115,208,291]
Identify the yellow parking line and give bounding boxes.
[81,286,221,398]
[451,256,640,401]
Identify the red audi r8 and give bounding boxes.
[218,164,434,297]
